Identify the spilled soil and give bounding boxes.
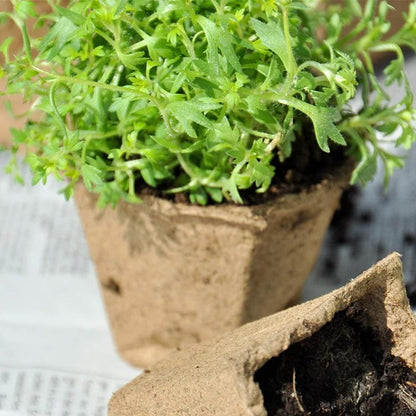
[255,306,416,415]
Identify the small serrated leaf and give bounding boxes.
[278,98,346,152]
[167,101,213,138]
[196,16,242,74]
[351,153,377,186]
[81,163,102,190]
[222,177,243,203]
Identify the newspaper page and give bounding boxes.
[0,153,140,416]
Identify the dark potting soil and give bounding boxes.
[239,134,348,205]
[254,306,416,416]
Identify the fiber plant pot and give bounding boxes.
[75,162,351,368]
[109,253,416,416]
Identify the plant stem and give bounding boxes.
[32,65,145,95]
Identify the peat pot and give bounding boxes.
[75,162,351,367]
[109,253,416,416]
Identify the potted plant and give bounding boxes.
[108,253,416,415]
[1,0,415,366]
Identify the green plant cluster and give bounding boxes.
[1,0,416,206]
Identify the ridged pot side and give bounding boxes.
[74,162,351,368]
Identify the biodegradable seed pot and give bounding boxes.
[109,253,416,416]
[75,161,350,366]
[2,0,416,366]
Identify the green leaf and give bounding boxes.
[251,18,289,72]
[140,162,157,187]
[289,2,309,9]
[167,101,213,138]
[152,135,182,153]
[313,107,346,148]
[2,0,416,206]
[396,120,416,149]
[196,16,242,74]
[382,153,404,188]
[189,187,208,205]
[39,17,79,60]
[222,177,243,203]
[59,183,75,200]
[13,0,37,19]
[191,77,219,96]
[351,152,377,186]
[246,95,279,125]
[206,187,223,203]
[81,164,103,191]
[296,71,316,90]
[115,0,129,15]
[384,59,403,86]
[56,6,86,26]
[278,97,346,151]
[0,37,13,62]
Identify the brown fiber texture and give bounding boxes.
[108,253,416,416]
[75,163,351,368]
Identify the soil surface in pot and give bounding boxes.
[137,134,348,205]
[254,306,416,415]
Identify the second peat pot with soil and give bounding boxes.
[2,0,416,366]
[109,253,416,416]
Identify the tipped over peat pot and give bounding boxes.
[108,253,416,416]
[75,162,351,367]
